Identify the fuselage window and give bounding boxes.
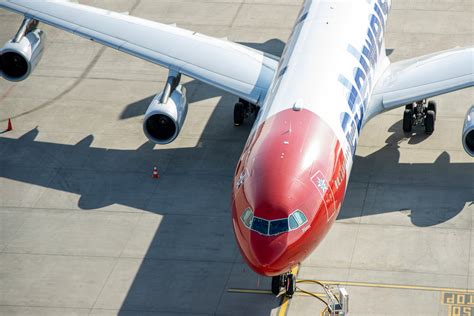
[252,217,269,235]
[269,219,289,236]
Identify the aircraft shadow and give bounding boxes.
[2,99,472,314]
[0,40,471,315]
[0,79,281,314]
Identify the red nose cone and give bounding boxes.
[232,109,348,276]
[249,234,288,275]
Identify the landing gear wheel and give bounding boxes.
[285,274,296,297]
[271,275,282,295]
[427,100,437,120]
[234,102,245,126]
[427,100,437,113]
[403,109,413,133]
[425,110,435,135]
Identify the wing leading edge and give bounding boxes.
[0,0,278,105]
[367,47,474,121]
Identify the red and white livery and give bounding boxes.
[1,0,472,297]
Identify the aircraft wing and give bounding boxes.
[368,47,474,118]
[0,0,278,105]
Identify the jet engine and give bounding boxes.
[0,27,45,82]
[143,84,188,144]
[462,106,474,157]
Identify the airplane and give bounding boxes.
[0,0,473,298]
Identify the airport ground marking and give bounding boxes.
[228,277,474,315]
[442,292,474,316]
[227,288,325,299]
[228,280,474,297]
[317,280,474,294]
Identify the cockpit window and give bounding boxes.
[251,217,269,235]
[240,208,254,228]
[288,215,299,230]
[293,210,307,226]
[241,208,308,236]
[269,219,289,236]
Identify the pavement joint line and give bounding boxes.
[332,221,473,232]
[347,180,370,281]
[466,212,473,291]
[0,45,108,123]
[0,252,237,264]
[0,85,14,103]
[0,305,211,315]
[355,144,469,154]
[299,264,471,279]
[89,254,120,313]
[0,206,233,218]
[213,257,235,315]
[229,2,243,28]
[29,74,168,83]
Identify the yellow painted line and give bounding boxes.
[316,280,474,294]
[227,288,325,298]
[278,265,300,316]
[227,289,273,295]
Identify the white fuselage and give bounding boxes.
[258,0,391,177]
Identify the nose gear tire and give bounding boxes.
[234,102,245,126]
[272,275,282,295]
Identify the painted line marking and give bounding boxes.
[448,305,473,316]
[442,293,474,305]
[228,277,474,316]
[317,280,474,294]
[227,288,325,299]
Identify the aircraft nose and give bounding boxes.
[249,235,288,275]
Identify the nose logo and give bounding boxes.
[316,177,328,193]
[311,171,337,222]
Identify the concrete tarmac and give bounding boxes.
[0,1,472,315]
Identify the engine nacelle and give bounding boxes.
[143,85,188,144]
[0,28,45,82]
[462,106,474,157]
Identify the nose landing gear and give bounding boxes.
[272,273,296,297]
[402,99,437,134]
[234,98,260,126]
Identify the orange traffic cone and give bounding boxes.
[152,166,160,179]
[6,119,12,132]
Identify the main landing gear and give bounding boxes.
[234,98,260,126]
[272,272,296,297]
[403,99,437,135]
